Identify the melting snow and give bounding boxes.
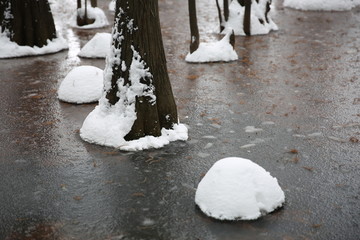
[78,33,111,58]
[245,126,263,133]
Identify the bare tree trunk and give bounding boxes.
[90,0,97,8]
[106,0,178,140]
[215,0,224,32]
[188,0,199,54]
[1,0,56,47]
[223,0,229,22]
[77,0,81,8]
[243,0,251,36]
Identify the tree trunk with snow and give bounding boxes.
[188,0,199,54]
[0,0,56,47]
[77,0,95,26]
[105,0,178,141]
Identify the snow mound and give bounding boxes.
[185,32,238,63]
[78,33,111,58]
[283,0,360,11]
[80,105,188,151]
[109,0,115,12]
[58,66,103,104]
[72,6,109,29]
[0,33,68,59]
[195,157,285,220]
[222,0,278,36]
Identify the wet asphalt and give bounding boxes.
[0,0,359,239]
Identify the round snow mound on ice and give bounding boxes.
[195,157,285,220]
[78,33,111,58]
[58,66,103,104]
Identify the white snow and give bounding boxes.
[185,32,238,63]
[284,0,360,11]
[80,13,188,151]
[57,66,103,104]
[195,157,285,220]
[245,126,263,133]
[109,0,116,12]
[222,0,278,36]
[78,33,111,58]
[71,6,109,29]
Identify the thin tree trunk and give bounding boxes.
[77,0,81,9]
[188,0,199,54]
[107,0,178,140]
[215,0,224,32]
[243,0,251,36]
[223,0,229,22]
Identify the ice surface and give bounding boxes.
[57,66,103,104]
[195,157,285,220]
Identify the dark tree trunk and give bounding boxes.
[77,0,81,9]
[223,0,229,22]
[188,0,199,54]
[215,0,224,32]
[265,0,271,23]
[106,0,178,141]
[0,0,56,47]
[243,0,251,36]
[90,0,97,8]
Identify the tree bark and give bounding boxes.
[215,0,224,32]
[243,0,251,36]
[0,0,56,47]
[223,0,229,22]
[106,0,178,141]
[188,0,199,54]
[90,0,97,8]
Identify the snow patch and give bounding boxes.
[222,0,278,36]
[71,6,109,29]
[78,33,111,58]
[195,157,285,220]
[0,33,68,59]
[57,66,103,104]
[284,0,360,11]
[245,126,263,133]
[185,32,238,63]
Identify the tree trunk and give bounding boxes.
[243,0,251,36]
[90,0,97,8]
[223,0,229,22]
[0,0,56,47]
[188,0,199,54]
[106,0,178,141]
[215,0,224,32]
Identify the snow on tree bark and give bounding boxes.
[0,0,56,47]
[104,0,178,141]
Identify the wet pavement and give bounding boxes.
[0,0,360,239]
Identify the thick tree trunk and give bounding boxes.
[188,0,199,54]
[90,0,97,8]
[243,0,251,36]
[106,0,178,141]
[0,0,56,47]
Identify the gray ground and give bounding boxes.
[0,0,359,239]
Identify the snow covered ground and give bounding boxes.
[78,33,111,58]
[195,157,285,220]
[284,0,360,11]
[57,66,103,104]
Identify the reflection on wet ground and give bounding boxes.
[0,0,359,239]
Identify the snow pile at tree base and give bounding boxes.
[80,105,188,151]
[0,33,68,59]
[78,33,111,58]
[195,157,285,221]
[222,1,278,36]
[185,32,238,63]
[58,66,103,104]
[72,7,109,29]
[284,0,360,11]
